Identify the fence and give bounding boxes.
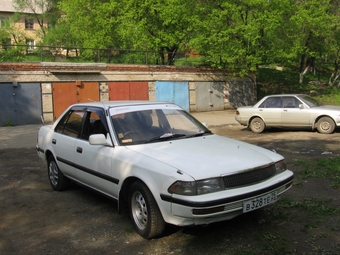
[0,44,207,66]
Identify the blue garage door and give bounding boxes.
[155,81,189,111]
[0,83,42,126]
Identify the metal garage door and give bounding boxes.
[229,79,256,107]
[0,82,42,126]
[195,82,224,111]
[108,82,149,100]
[155,81,189,111]
[53,82,99,120]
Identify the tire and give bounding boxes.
[128,181,166,239]
[250,117,265,133]
[47,155,70,191]
[316,117,335,134]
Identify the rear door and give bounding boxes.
[52,107,86,178]
[257,96,282,125]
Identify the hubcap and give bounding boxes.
[320,121,330,131]
[131,191,148,230]
[254,121,261,130]
[48,161,59,186]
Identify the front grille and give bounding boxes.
[223,164,276,188]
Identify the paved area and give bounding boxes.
[0,110,238,150]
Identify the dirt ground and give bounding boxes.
[0,125,339,255]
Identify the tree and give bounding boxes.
[189,0,283,75]
[275,0,336,83]
[326,0,340,86]
[58,0,122,49]
[120,0,196,65]
[13,0,60,37]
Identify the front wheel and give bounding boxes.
[250,117,265,133]
[47,155,70,191]
[128,181,166,239]
[316,117,335,134]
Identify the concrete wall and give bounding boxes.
[0,63,256,124]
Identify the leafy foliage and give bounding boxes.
[3,0,340,83]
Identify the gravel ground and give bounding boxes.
[0,124,339,255]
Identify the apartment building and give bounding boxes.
[0,0,45,49]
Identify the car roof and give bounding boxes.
[70,100,173,109]
[265,94,307,97]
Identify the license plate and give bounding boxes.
[243,191,277,213]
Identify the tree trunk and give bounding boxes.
[329,59,339,86]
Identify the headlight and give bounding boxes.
[275,160,287,174]
[168,178,224,196]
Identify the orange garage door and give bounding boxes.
[53,82,99,120]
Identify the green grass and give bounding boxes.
[294,158,340,188]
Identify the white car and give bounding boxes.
[36,101,294,238]
[235,94,340,134]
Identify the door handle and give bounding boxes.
[76,147,83,153]
[52,139,56,144]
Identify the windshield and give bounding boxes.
[299,95,323,107]
[109,106,211,145]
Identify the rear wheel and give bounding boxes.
[316,117,335,134]
[250,117,265,133]
[47,155,70,191]
[129,181,166,239]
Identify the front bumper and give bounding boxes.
[160,171,294,226]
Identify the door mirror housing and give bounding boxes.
[89,134,109,146]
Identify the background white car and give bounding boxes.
[36,101,294,238]
[235,94,340,134]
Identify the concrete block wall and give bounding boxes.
[0,63,256,124]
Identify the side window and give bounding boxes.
[259,97,282,108]
[283,97,298,108]
[82,111,107,140]
[55,110,84,138]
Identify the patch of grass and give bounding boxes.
[278,197,340,216]
[294,158,340,188]
[232,233,288,255]
[5,121,14,126]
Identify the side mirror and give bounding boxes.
[89,134,109,145]
[202,122,209,128]
[299,104,305,109]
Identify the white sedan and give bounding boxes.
[36,101,294,238]
[235,94,340,134]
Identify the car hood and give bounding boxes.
[316,105,340,111]
[126,134,283,180]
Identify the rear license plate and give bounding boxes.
[243,191,277,213]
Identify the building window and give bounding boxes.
[26,39,35,52]
[25,19,34,29]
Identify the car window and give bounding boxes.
[81,110,108,140]
[55,110,84,138]
[259,97,282,108]
[299,95,323,107]
[283,97,299,108]
[110,108,208,145]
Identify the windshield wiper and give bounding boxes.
[186,130,212,138]
[145,133,186,143]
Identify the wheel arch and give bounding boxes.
[313,115,336,130]
[118,176,146,214]
[45,149,54,161]
[248,115,264,127]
